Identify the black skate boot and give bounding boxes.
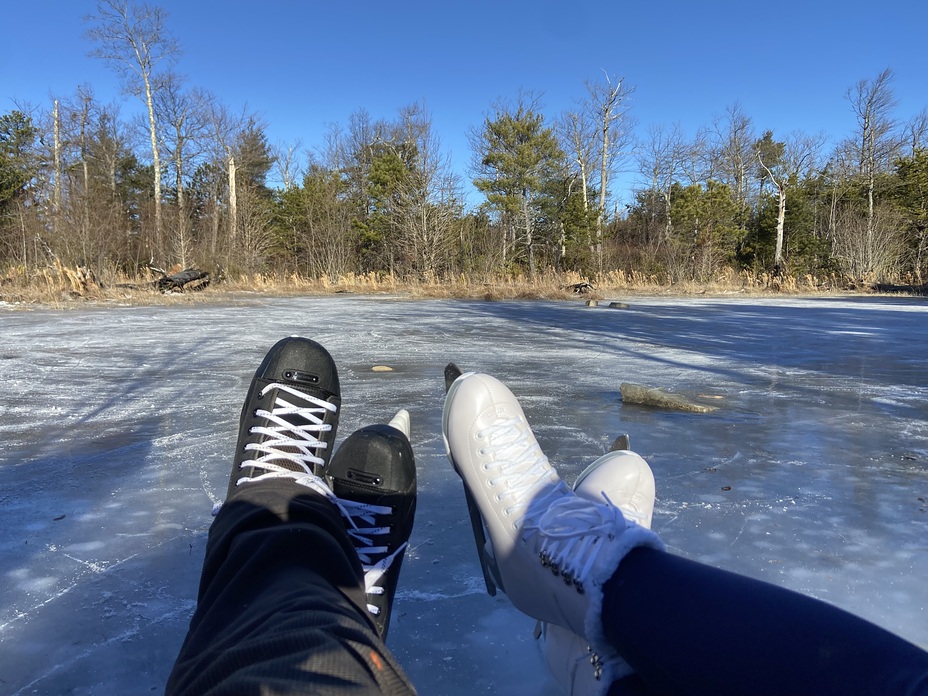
[327,411,417,640]
[227,336,340,498]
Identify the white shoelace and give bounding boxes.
[236,382,337,485]
[527,493,625,590]
[339,500,406,615]
[476,414,626,591]
[232,382,402,614]
[237,448,403,615]
[477,417,561,519]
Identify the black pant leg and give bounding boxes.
[166,482,416,696]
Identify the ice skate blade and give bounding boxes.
[443,362,501,596]
[610,433,631,451]
[444,362,463,393]
[461,484,500,596]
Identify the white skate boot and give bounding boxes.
[442,372,663,652]
[539,449,657,695]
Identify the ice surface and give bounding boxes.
[1,294,926,694]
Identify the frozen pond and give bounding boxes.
[1,294,926,694]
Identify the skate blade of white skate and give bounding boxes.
[445,361,502,596]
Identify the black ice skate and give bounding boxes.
[327,412,417,640]
[227,336,341,498]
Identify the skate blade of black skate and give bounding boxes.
[445,361,500,596]
[462,483,500,596]
[610,434,631,451]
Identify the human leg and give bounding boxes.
[166,483,415,696]
[574,453,928,695]
[538,449,658,695]
[167,337,416,695]
[441,372,662,660]
[602,547,928,695]
[443,371,928,696]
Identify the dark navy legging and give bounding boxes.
[603,547,928,695]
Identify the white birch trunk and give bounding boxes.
[228,155,237,245]
[597,118,609,272]
[53,100,62,233]
[757,154,787,269]
[79,99,91,242]
[524,190,534,278]
[775,184,786,269]
[579,161,589,212]
[174,121,187,267]
[143,71,162,249]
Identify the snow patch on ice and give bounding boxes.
[63,541,105,553]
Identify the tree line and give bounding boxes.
[2,0,927,286]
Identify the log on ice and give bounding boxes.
[620,383,719,413]
[155,268,211,292]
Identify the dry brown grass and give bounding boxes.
[0,263,880,310]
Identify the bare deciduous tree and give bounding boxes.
[637,122,688,242]
[74,87,94,242]
[86,0,178,251]
[903,107,928,157]
[846,68,900,253]
[707,103,755,228]
[832,204,905,280]
[236,181,273,274]
[588,73,635,271]
[155,73,211,266]
[392,105,462,278]
[274,139,304,191]
[558,108,596,215]
[202,99,242,265]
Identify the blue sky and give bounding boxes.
[3,0,926,208]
